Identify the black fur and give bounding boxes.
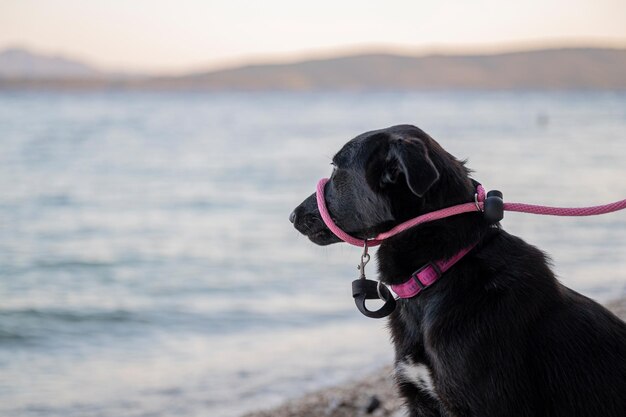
[291,125,626,417]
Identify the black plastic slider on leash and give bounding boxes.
[483,190,504,223]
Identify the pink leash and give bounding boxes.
[316,177,626,248]
[317,177,626,313]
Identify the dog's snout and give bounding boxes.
[291,192,340,245]
[290,194,316,227]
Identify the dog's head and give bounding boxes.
[290,125,473,245]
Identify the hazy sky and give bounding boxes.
[1,0,625,74]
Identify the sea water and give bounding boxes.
[1,91,625,417]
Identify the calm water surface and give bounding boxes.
[0,91,625,416]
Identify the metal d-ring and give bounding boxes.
[474,192,483,212]
[376,280,387,301]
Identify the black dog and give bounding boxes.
[290,125,626,417]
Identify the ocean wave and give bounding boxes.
[0,258,145,275]
[0,308,148,347]
[0,328,31,343]
[0,307,141,323]
[0,305,354,348]
[31,260,118,270]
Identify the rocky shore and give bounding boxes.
[242,298,626,417]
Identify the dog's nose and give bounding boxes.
[289,210,297,224]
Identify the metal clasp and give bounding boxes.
[357,240,370,279]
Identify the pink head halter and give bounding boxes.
[315,177,486,247]
[316,177,626,247]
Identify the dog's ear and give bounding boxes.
[382,138,440,196]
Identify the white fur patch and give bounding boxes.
[396,360,438,399]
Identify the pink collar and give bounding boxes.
[390,244,476,299]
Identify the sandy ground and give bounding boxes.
[242,298,626,417]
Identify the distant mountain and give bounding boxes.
[0,47,101,79]
[1,47,625,90]
[152,48,626,90]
